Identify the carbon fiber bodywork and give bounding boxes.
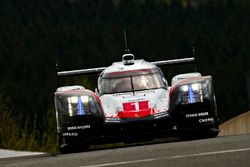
[54,87,104,152]
[103,113,173,138]
[169,76,219,136]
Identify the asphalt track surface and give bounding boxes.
[1,134,250,167]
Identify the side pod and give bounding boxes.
[54,86,104,153]
[169,76,219,137]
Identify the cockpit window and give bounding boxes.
[132,73,164,90]
[99,72,165,94]
[99,77,132,94]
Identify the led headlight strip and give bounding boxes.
[180,83,203,104]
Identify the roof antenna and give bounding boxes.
[55,61,60,87]
[122,28,135,65]
[192,46,197,72]
[124,28,130,54]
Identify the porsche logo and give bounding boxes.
[134,114,139,118]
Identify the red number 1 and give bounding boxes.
[123,101,148,111]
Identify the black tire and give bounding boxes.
[180,130,219,141]
[58,136,89,153]
[59,144,89,153]
[205,130,219,138]
[59,146,71,154]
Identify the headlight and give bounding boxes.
[191,83,201,91]
[180,85,189,92]
[180,83,204,104]
[67,96,90,116]
[169,77,213,108]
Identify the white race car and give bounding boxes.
[55,53,219,153]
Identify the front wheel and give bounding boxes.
[204,130,219,138]
[180,130,219,140]
[58,136,89,153]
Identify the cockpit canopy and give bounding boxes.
[98,68,167,95]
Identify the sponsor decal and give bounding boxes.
[198,112,209,116]
[154,111,169,119]
[135,90,155,94]
[199,117,214,123]
[113,92,133,96]
[185,112,214,123]
[67,125,91,131]
[185,112,209,118]
[105,114,118,118]
[62,132,78,137]
[105,117,120,123]
[185,113,198,118]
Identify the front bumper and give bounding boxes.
[103,113,174,139]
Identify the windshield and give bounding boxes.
[99,72,165,94]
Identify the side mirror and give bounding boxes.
[95,88,99,95]
[162,78,168,88]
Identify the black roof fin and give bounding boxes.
[124,28,131,54]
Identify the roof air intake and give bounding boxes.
[122,54,135,65]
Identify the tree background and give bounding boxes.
[0,0,249,152]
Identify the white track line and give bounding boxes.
[0,149,45,158]
[80,147,250,167]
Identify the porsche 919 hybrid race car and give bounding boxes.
[55,53,219,153]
